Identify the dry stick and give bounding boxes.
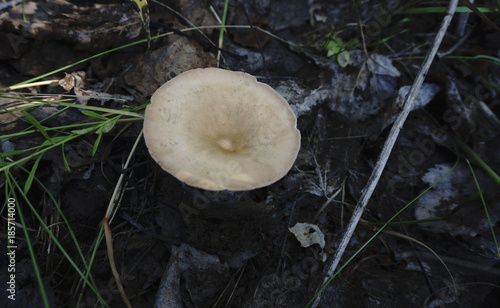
[99,130,144,306]
[77,130,144,306]
[309,1,460,307]
[104,218,132,308]
[105,128,144,220]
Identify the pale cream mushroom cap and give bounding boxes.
[143,68,300,191]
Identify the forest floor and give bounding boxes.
[1,0,500,307]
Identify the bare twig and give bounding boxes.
[104,217,132,308]
[105,128,144,220]
[77,129,144,304]
[309,1,460,307]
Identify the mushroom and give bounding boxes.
[143,68,300,191]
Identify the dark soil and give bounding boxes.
[1,0,500,307]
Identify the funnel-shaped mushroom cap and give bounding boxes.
[144,68,300,191]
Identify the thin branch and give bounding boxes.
[309,1,460,307]
[104,217,132,308]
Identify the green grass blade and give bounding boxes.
[6,38,150,88]
[0,133,81,173]
[219,0,230,42]
[18,166,103,296]
[92,132,103,156]
[21,0,26,21]
[58,102,143,118]
[452,135,500,187]
[2,143,52,158]
[61,143,71,171]
[1,149,31,159]
[80,110,109,120]
[402,6,498,13]
[0,122,98,140]
[101,116,120,133]
[465,159,500,259]
[3,26,212,90]
[130,0,151,46]
[80,223,106,306]
[7,171,109,307]
[0,96,144,119]
[19,166,101,288]
[23,153,43,195]
[42,135,74,146]
[444,55,500,65]
[22,110,54,145]
[71,125,100,135]
[5,173,50,308]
